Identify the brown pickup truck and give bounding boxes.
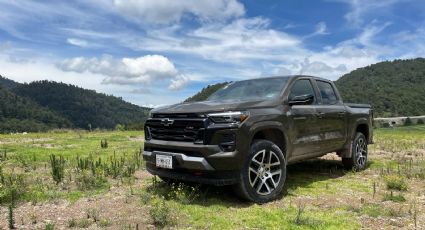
[143,75,373,203]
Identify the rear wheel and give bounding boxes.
[234,140,286,203]
[342,132,368,171]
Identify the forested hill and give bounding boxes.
[335,58,425,117]
[184,58,425,117]
[0,75,19,89]
[0,77,151,132]
[0,85,72,132]
[12,81,151,129]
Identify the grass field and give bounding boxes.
[0,126,424,229]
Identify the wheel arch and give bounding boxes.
[249,122,288,159]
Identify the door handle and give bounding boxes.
[338,112,346,117]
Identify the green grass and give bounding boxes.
[1,125,425,228]
[0,130,144,203]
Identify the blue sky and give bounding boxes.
[1,0,424,107]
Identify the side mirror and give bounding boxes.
[289,94,314,106]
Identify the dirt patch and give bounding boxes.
[128,136,145,142]
[0,138,53,145]
[0,171,155,229]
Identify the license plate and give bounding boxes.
[156,154,173,169]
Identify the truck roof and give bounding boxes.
[236,75,332,83]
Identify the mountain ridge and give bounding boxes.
[0,77,151,132]
[185,58,425,117]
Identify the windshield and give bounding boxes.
[206,77,289,101]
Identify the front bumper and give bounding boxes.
[143,139,244,185]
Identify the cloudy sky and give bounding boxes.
[1,0,424,107]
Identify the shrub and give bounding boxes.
[44,223,55,230]
[98,219,112,227]
[49,154,65,184]
[382,122,390,128]
[383,192,406,203]
[0,172,27,205]
[404,117,412,126]
[86,208,100,222]
[75,169,107,190]
[417,119,424,124]
[115,124,125,131]
[100,139,108,149]
[385,175,408,191]
[149,199,173,227]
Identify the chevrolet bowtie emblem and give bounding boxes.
[161,118,174,126]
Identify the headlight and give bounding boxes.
[208,111,249,123]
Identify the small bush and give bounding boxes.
[44,223,55,230]
[0,172,27,205]
[359,204,385,217]
[417,119,424,125]
[49,154,65,184]
[382,122,390,128]
[385,175,408,191]
[404,117,412,126]
[100,139,108,149]
[149,199,174,228]
[98,219,112,227]
[68,218,91,228]
[383,192,406,203]
[75,169,107,190]
[87,208,100,222]
[67,218,77,228]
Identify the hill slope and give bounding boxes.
[335,58,425,117]
[0,86,72,132]
[12,81,150,129]
[0,75,19,89]
[185,59,425,117]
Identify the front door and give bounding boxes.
[287,79,322,156]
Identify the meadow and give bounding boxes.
[0,126,424,229]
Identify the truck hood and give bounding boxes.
[152,99,278,114]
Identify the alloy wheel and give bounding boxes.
[355,137,367,168]
[248,149,282,195]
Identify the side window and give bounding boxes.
[316,81,338,105]
[289,79,315,102]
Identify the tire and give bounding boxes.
[233,139,287,203]
[342,132,368,171]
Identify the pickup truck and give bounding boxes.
[143,75,373,203]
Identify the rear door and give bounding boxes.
[287,78,322,156]
[314,80,347,151]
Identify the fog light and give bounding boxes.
[219,133,235,152]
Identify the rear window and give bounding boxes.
[316,81,338,104]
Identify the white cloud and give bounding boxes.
[305,21,329,38]
[67,38,89,47]
[334,0,400,26]
[113,0,245,24]
[169,75,191,90]
[124,17,303,63]
[57,54,183,86]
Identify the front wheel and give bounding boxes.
[342,132,368,171]
[234,140,286,203]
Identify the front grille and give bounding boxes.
[153,113,206,119]
[145,117,206,142]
